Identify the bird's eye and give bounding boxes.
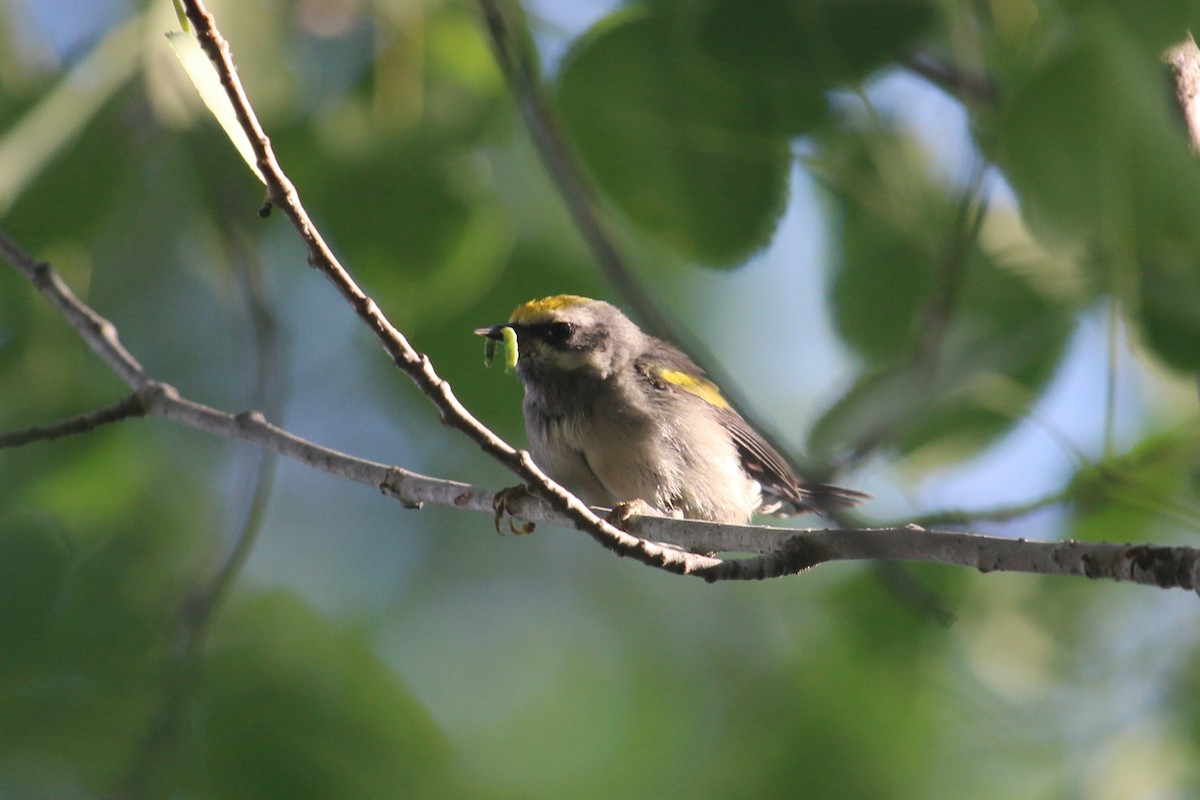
[547,321,574,341]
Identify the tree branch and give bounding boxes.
[6,229,1200,592]
[0,392,145,447]
[904,488,1070,528]
[0,234,146,387]
[901,52,996,109]
[692,525,1200,591]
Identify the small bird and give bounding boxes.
[475,295,867,525]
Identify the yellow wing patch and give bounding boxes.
[657,368,729,409]
[509,294,592,325]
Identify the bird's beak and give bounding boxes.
[474,324,510,340]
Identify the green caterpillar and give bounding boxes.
[483,325,519,370]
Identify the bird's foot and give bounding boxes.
[493,485,536,536]
[605,498,658,531]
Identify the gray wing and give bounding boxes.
[636,340,867,515]
[716,406,868,515]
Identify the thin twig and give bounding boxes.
[837,154,991,467]
[901,52,996,108]
[200,225,285,621]
[906,488,1070,528]
[0,233,145,387]
[1103,295,1120,457]
[0,393,145,447]
[910,159,989,378]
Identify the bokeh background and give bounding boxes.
[4,0,1200,797]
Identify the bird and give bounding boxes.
[475,295,867,525]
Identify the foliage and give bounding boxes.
[2,0,1200,797]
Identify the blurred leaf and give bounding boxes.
[993,16,1200,374]
[812,261,1071,462]
[694,0,831,135]
[1137,250,1200,372]
[702,571,947,798]
[1,86,142,245]
[994,16,1200,248]
[0,15,141,220]
[286,140,513,328]
[167,30,265,184]
[813,129,1073,461]
[824,131,949,364]
[0,516,75,673]
[0,496,207,795]
[1068,426,1200,542]
[698,0,937,89]
[1059,0,1200,53]
[197,591,449,800]
[833,208,935,363]
[556,10,790,266]
[172,0,191,33]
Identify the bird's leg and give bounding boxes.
[605,498,659,531]
[492,485,536,536]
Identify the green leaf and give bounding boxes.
[994,18,1200,248]
[556,10,791,266]
[814,226,1071,461]
[1138,251,1200,372]
[1060,0,1200,53]
[0,517,74,672]
[1067,427,1200,542]
[813,124,1073,461]
[286,143,513,329]
[824,137,946,364]
[698,0,937,88]
[197,591,448,800]
[993,17,1200,374]
[172,0,191,32]
[167,30,265,184]
[0,24,141,230]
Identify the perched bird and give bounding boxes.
[475,295,866,525]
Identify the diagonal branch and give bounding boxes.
[0,235,146,387]
[176,0,720,576]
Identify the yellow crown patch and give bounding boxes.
[508,294,593,325]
